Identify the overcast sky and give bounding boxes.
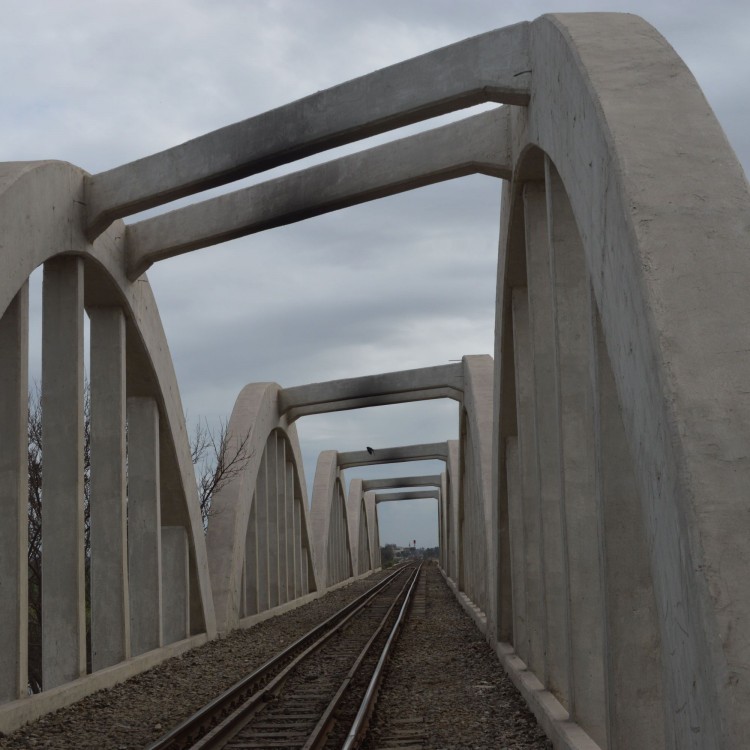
[3,0,748,548]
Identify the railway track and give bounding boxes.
[147,563,421,750]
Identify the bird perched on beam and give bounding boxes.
[366,446,374,455]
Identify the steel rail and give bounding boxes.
[341,563,423,749]
[146,565,411,750]
[302,563,421,749]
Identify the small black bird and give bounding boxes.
[366,446,374,455]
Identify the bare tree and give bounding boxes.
[190,417,253,528]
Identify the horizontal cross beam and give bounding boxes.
[278,363,463,422]
[375,490,439,504]
[86,23,529,237]
[337,442,449,469]
[362,475,442,492]
[124,107,511,278]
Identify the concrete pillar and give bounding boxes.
[360,499,370,573]
[41,257,86,689]
[546,161,606,743]
[524,182,571,706]
[275,436,288,605]
[127,396,162,656]
[161,526,189,645]
[512,287,545,679]
[293,495,302,598]
[591,305,666,750]
[244,499,258,616]
[301,549,309,596]
[327,492,337,586]
[266,434,280,608]
[0,284,29,702]
[89,307,129,671]
[285,461,295,602]
[255,446,270,612]
[505,437,527,663]
[447,441,460,580]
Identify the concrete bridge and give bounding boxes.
[1,12,749,749]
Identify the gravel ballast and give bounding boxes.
[362,562,552,749]
[0,565,551,749]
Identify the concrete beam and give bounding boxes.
[278,363,463,422]
[124,108,511,278]
[86,23,529,236]
[361,474,442,492]
[375,490,439,504]
[337,442,448,469]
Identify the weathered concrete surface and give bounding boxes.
[125,108,511,278]
[86,24,530,236]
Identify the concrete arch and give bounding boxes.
[0,161,215,728]
[490,14,750,749]
[206,383,317,633]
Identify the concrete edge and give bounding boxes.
[238,568,379,630]
[0,633,209,735]
[438,567,601,750]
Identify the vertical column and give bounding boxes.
[266,434,280,608]
[448,441,460,580]
[89,307,129,671]
[161,526,189,645]
[545,162,606,741]
[285,462,295,601]
[293,496,302,598]
[505,437,527,662]
[256,446,270,612]
[592,304,666,750]
[42,258,86,689]
[360,500,370,573]
[524,182,571,706]
[127,397,162,656]
[275,436,288,605]
[512,288,545,678]
[0,284,29,701]
[244,499,259,616]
